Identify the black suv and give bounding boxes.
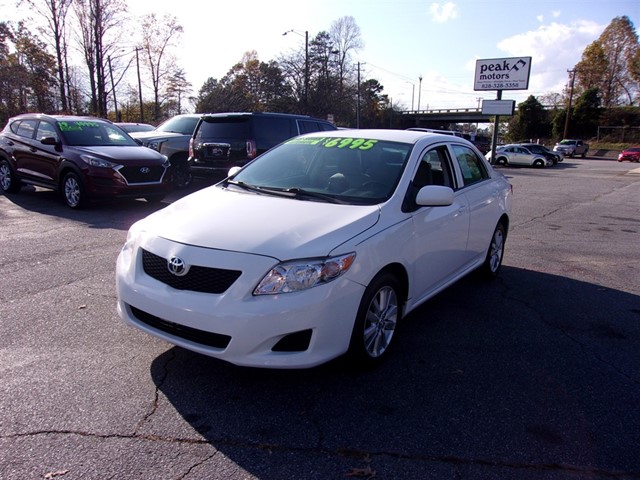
[188,112,337,183]
[130,114,201,188]
[0,114,171,208]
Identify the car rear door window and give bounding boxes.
[451,144,489,187]
[16,120,38,139]
[253,117,295,146]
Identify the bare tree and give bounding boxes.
[140,13,183,121]
[73,0,127,117]
[329,16,364,97]
[18,0,73,112]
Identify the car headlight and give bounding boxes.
[254,253,356,295]
[80,154,118,168]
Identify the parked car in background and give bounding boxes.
[517,142,563,164]
[0,114,171,208]
[116,129,512,368]
[130,114,201,189]
[486,144,553,167]
[115,122,155,134]
[553,139,589,158]
[617,146,640,162]
[188,112,337,183]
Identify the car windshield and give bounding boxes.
[559,140,576,145]
[229,136,411,205]
[156,116,199,134]
[58,121,138,147]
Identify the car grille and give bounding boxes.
[141,248,242,294]
[129,305,231,349]
[118,165,165,184]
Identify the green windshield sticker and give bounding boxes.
[287,137,378,150]
[287,137,329,145]
[322,138,378,150]
[59,121,100,131]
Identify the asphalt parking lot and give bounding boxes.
[1,156,639,480]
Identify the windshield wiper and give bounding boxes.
[225,180,294,198]
[284,187,345,204]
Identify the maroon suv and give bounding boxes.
[0,114,172,208]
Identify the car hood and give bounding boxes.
[73,145,166,162]
[129,131,186,140]
[136,185,381,260]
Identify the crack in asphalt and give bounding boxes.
[4,430,639,479]
[497,279,640,388]
[132,347,175,436]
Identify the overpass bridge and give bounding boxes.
[400,107,497,127]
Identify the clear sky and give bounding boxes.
[6,0,640,111]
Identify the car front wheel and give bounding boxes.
[62,171,87,208]
[0,159,21,193]
[348,272,401,366]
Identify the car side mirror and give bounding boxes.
[134,139,143,145]
[40,136,60,146]
[228,166,242,177]
[415,185,454,207]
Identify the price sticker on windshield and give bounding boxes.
[322,138,378,150]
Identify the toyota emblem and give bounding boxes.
[140,167,151,174]
[167,256,189,276]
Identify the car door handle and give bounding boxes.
[30,147,37,152]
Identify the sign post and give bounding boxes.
[474,56,532,164]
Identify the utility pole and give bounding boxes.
[563,69,576,139]
[107,55,119,121]
[417,75,423,111]
[135,47,144,123]
[356,62,361,128]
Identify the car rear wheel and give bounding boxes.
[533,159,545,167]
[348,272,401,366]
[62,171,87,209]
[0,159,21,193]
[496,156,508,166]
[479,222,506,278]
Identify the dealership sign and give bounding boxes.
[474,57,532,91]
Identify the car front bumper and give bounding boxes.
[116,236,365,369]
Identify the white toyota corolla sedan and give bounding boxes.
[116,129,513,369]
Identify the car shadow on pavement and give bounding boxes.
[0,176,217,231]
[147,266,640,479]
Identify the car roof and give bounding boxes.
[302,128,473,145]
[199,112,328,121]
[10,113,112,124]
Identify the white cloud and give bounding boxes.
[537,15,544,23]
[552,10,561,18]
[496,20,603,93]
[430,2,459,23]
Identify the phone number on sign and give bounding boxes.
[478,82,522,90]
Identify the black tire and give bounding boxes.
[62,171,87,209]
[348,272,402,366]
[171,156,192,189]
[581,151,587,158]
[496,156,508,166]
[479,222,506,278]
[0,159,21,193]
[533,159,545,168]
